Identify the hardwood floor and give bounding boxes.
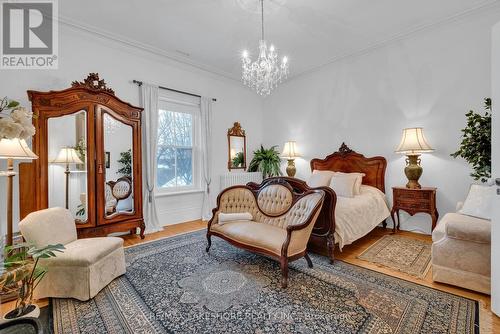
[2,220,499,333]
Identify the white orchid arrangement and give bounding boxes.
[0,97,36,140]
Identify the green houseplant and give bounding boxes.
[248,145,282,178]
[1,243,65,319]
[451,98,491,182]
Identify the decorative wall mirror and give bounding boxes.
[227,122,247,171]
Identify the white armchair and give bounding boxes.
[19,207,126,301]
[431,202,491,294]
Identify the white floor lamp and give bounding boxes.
[0,138,38,247]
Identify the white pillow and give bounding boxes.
[218,212,253,225]
[335,172,365,195]
[307,170,336,188]
[459,184,493,220]
[329,173,358,198]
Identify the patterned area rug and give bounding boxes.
[52,231,478,333]
[357,234,432,278]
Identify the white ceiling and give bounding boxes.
[60,0,498,79]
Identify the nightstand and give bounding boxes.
[391,187,438,232]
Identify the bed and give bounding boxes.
[248,143,389,263]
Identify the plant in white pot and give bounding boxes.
[1,243,64,319]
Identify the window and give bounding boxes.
[156,92,200,193]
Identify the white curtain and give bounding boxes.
[140,83,163,233]
[200,97,213,221]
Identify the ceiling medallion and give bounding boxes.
[241,0,289,96]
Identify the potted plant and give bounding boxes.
[1,243,65,319]
[451,98,491,183]
[248,145,283,178]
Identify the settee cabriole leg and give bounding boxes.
[206,233,212,253]
[304,253,313,268]
[280,258,289,288]
[327,236,335,264]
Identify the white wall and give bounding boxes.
[262,7,500,234]
[2,5,498,237]
[0,23,263,232]
[490,20,500,317]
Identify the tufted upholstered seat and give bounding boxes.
[206,180,324,288]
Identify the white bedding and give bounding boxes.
[334,185,390,250]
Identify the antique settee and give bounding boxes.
[206,179,325,288]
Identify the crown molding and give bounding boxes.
[291,0,500,80]
[56,15,241,82]
[55,1,499,87]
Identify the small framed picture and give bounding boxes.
[105,152,110,169]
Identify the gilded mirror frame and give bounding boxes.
[227,122,247,171]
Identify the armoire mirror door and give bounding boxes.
[47,109,92,225]
[35,104,96,228]
[96,105,142,225]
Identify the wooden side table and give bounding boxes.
[391,187,438,232]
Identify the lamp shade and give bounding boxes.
[0,138,38,160]
[281,141,302,159]
[52,147,83,164]
[395,128,434,155]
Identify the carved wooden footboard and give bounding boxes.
[247,143,387,264]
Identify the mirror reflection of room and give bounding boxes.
[48,111,87,223]
[103,112,134,217]
[227,122,246,171]
[230,136,245,168]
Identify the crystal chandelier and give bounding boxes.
[241,0,289,96]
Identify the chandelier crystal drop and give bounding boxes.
[241,0,289,96]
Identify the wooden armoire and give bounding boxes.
[19,73,145,238]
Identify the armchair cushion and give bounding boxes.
[19,207,77,247]
[432,213,490,243]
[43,237,124,267]
[446,218,491,244]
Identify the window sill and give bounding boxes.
[155,189,204,198]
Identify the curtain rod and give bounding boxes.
[132,80,217,102]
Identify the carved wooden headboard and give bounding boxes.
[310,143,387,193]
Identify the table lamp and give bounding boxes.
[281,141,301,177]
[0,138,38,246]
[395,127,434,189]
[52,147,83,209]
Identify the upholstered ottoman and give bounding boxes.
[19,207,126,301]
